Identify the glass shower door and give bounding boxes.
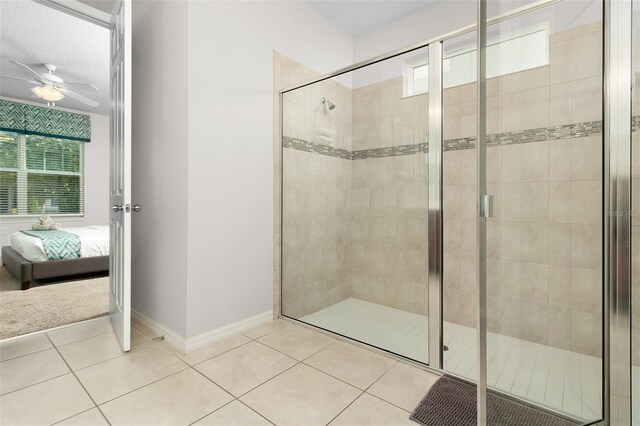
[280,45,433,364]
[480,0,604,423]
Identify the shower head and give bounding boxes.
[321,97,336,110]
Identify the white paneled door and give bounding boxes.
[109,0,132,351]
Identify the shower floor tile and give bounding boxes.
[301,297,617,422]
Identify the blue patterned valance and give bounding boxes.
[0,99,91,142]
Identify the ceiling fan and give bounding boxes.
[1,61,99,107]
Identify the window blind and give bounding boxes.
[0,131,84,216]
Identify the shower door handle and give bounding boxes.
[479,195,494,218]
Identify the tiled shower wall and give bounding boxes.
[350,154,429,314]
[281,149,352,318]
[350,81,429,315]
[348,22,603,357]
[443,23,603,358]
[277,53,353,318]
[279,21,606,357]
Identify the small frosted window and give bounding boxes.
[404,26,549,96]
[413,64,428,94]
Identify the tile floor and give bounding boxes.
[0,315,440,426]
[301,298,609,422]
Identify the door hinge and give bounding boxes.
[479,195,494,218]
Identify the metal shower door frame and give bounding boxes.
[427,41,444,371]
[605,0,633,423]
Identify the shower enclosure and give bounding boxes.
[279,0,635,424]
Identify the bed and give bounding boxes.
[2,226,109,290]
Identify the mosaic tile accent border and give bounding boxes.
[351,143,428,159]
[283,137,351,159]
[444,137,475,151]
[284,118,637,160]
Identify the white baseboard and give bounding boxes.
[186,310,273,352]
[131,309,185,352]
[131,309,273,354]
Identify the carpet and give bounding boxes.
[1,266,109,340]
[410,376,577,426]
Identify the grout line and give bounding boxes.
[301,352,398,392]
[60,332,160,372]
[70,343,157,374]
[365,391,413,414]
[189,365,237,399]
[47,325,296,423]
[363,365,439,414]
[186,399,237,426]
[50,406,106,426]
[48,329,115,349]
[241,322,292,341]
[44,333,113,426]
[252,333,337,363]
[189,354,303,420]
[234,358,302,399]
[187,339,255,368]
[188,367,277,426]
[182,335,303,399]
[164,320,292,368]
[326,389,366,425]
[236,398,278,425]
[0,368,70,398]
[172,324,380,423]
[96,366,190,406]
[326,358,408,424]
[0,311,110,344]
[0,346,53,364]
[64,343,193,407]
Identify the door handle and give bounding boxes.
[112,205,123,213]
[132,204,142,213]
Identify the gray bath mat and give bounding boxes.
[410,376,577,426]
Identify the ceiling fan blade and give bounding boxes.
[11,61,46,82]
[0,75,39,84]
[58,88,100,107]
[63,82,99,92]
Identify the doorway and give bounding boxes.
[0,0,132,351]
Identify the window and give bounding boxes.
[405,57,429,96]
[403,25,549,96]
[0,131,84,217]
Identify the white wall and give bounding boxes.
[0,97,109,248]
[131,0,189,338]
[184,0,353,339]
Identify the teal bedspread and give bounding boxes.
[21,230,81,260]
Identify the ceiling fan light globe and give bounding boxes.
[42,91,65,101]
[31,85,65,102]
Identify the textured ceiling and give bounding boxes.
[303,0,443,36]
[0,1,109,114]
